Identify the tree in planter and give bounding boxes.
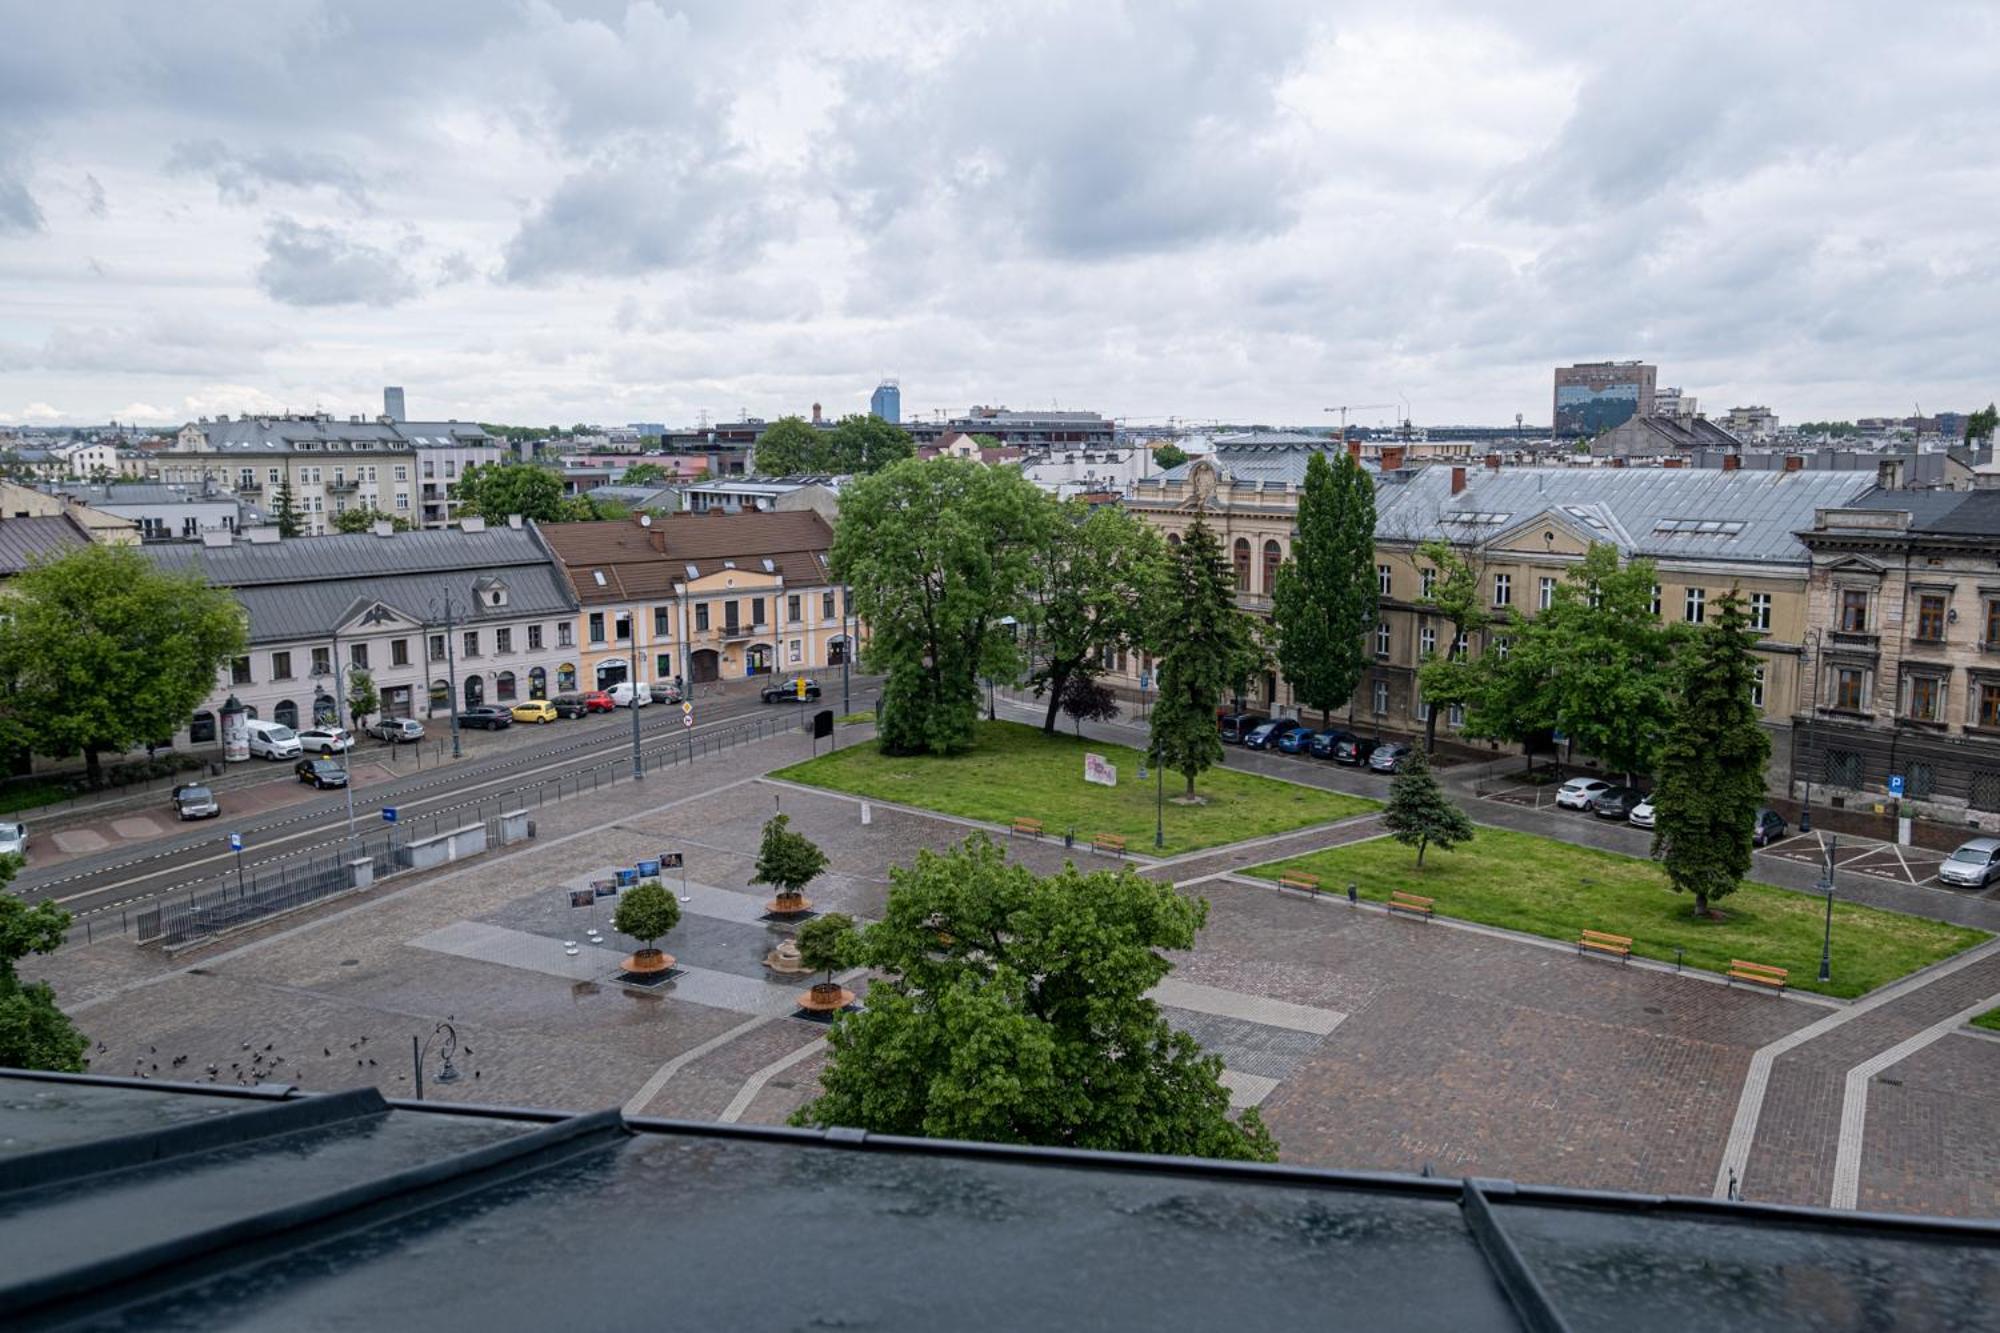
[1270,450,1377,728]
[1148,520,1261,798]
[0,878,90,1073]
[1058,673,1120,736]
[612,880,682,970]
[1651,588,1769,918]
[345,669,379,731]
[1381,746,1474,868]
[794,911,859,1007]
[751,812,829,912]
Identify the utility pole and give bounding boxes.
[327,629,358,851]
[841,586,852,716]
[429,592,465,759]
[631,606,643,782]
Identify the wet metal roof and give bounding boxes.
[1,1072,1995,1331]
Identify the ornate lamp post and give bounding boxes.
[413,1021,462,1100]
[1800,628,1821,834]
[310,634,358,852]
[427,592,465,759]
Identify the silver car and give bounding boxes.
[0,821,25,859]
[1939,837,2000,889]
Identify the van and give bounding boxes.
[607,681,653,708]
[244,719,302,760]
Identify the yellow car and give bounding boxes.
[511,699,558,724]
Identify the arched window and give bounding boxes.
[558,662,577,692]
[274,699,298,728]
[1262,540,1281,595]
[1167,532,1181,548]
[1233,538,1251,592]
[496,671,517,702]
[190,711,217,743]
[429,679,449,714]
[529,666,547,698]
[464,675,484,708]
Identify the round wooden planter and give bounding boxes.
[623,948,676,975]
[797,981,854,1012]
[765,894,814,916]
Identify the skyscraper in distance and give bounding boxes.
[870,379,900,424]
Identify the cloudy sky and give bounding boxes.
[2,1,1995,430]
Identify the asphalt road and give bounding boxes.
[16,680,876,925]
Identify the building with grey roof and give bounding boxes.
[45,479,243,541]
[142,520,580,745]
[0,513,97,576]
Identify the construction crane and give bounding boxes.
[1323,403,1396,449]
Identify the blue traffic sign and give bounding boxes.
[228,832,242,852]
[1139,671,1151,690]
[1888,775,1905,797]
[381,806,399,824]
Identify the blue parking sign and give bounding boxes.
[228,832,242,852]
[1888,775,1905,797]
[381,806,399,824]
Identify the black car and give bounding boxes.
[1591,786,1645,820]
[295,758,347,789]
[760,676,821,704]
[551,693,591,719]
[1306,729,1348,759]
[1217,713,1268,744]
[1368,741,1413,773]
[170,784,220,820]
[460,706,514,731]
[1334,734,1382,766]
[1244,718,1304,750]
[1752,808,1788,847]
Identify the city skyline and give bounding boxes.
[1,2,1995,427]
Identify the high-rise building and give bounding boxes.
[383,386,406,422]
[870,379,901,424]
[1553,361,1656,435]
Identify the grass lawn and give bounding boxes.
[772,719,1376,856]
[1974,1007,2000,1033]
[1247,826,1986,1000]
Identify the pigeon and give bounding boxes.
[366,1058,376,1067]
[357,1059,365,1067]
[461,1045,473,1057]
[148,1045,156,1054]
[241,1042,250,1051]
[230,1063,239,1071]
[206,1064,218,1076]
[473,1070,480,1081]
[96,1042,107,1053]
[324,1048,331,1058]
[264,1043,273,1052]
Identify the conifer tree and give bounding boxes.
[1149,520,1260,797]
[1382,746,1474,868]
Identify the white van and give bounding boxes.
[607,681,653,708]
[245,720,303,760]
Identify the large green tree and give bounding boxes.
[1381,747,1474,868]
[1651,588,1769,917]
[1965,402,1998,448]
[617,462,667,486]
[332,506,410,534]
[0,883,88,1073]
[1148,520,1261,797]
[1270,450,1377,727]
[792,834,1276,1162]
[1025,500,1167,735]
[456,462,568,523]
[831,458,1050,755]
[345,668,379,729]
[751,416,824,475]
[0,545,246,786]
[827,414,915,473]
[1413,538,1492,755]
[1151,442,1189,470]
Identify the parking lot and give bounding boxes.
[1760,830,1950,887]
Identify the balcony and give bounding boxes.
[719,620,771,641]
[1235,592,1273,614]
[327,479,359,494]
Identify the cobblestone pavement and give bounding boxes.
[32,717,2000,1219]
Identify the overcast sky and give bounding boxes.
[2,1,1995,430]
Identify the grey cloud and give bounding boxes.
[0,137,42,235]
[81,173,106,218]
[256,218,416,307]
[167,139,372,207]
[38,314,289,376]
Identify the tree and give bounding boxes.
[1058,673,1120,736]
[1966,403,1999,448]
[1381,746,1474,868]
[1651,589,1769,917]
[795,911,858,996]
[1148,520,1261,797]
[0,881,88,1074]
[827,415,915,473]
[791,835,1276,1162]
[1270,450,1377,728]
[751,416,823,475]
[750,812,829,908]
[1413,538,1491,755]
[1025,500,1166,735]
[0,545,245,787]
[612,880,681,964]
[1151,442,1189,470]
[456,462,568,523]
[345,669,379,729]
[618,462,667,486]
[271,478,302,538]
[831,458,1050,755]
[332,506,410,534]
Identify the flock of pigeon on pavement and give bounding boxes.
[104,1030,482,1090]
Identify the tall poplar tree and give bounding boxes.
[1149,521,1259,797]
[1270,451,1378,728]
[1651,589,1769,917]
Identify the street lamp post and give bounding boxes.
[1818,832,1837,983]
[630,607,644,782]
[1800,628,1820,835]
[312,632,358,853]
[428,593,465,759]
[1155,749,1165,849]
[412,1021,462,1101]
[841,588,852,716]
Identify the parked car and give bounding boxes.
[1591,786,1645,821]
[1332,734,1381,766]
[368,717,425,744]
[1627,798,1655,830]
[1217,713,1268,744]
[1939,837,2000,888]
[1306,729,1348,759]
[653,680,684,704]
[460,706,514,731]
[512,699,558,724]
[1368,741,1413,773]
[0,821,28,858]
[295,758,348,789]
[581,690,616,714]
[1752,808,1788,847]
[761,676,821,704]
[170,784,220,820]
[244,719,302,761]
[1244,718,1302,750]
[1274,723,1320,754]
[552,693,592,719]
[1556,777,1613,811]
[295,727,354,756]
[607,681,652,708]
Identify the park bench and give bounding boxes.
[1010,817,1044,840]
[1577,929,1633,962]
[1278,870,1321,899]
[1387,890,1435,920]
[1726,960,1789,992]
[1091,832,1128,858]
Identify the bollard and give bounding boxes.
[1675,946,1684,974]
[1064,826,1075,849]
[1347,883,1358,908]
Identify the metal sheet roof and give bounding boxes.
[0,515,91,574]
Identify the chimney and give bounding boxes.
[200,529,234,548]
[246,525,282,543]
[1662,457,1685,469]
[648,525,667,553]
[1379,445,1406,471]
[507,513,524,529]
[1784,455,1804,473]
[460,515,487,532]
[811,402,823,424]
[1450,466,1467,495]
[1611,457,1628,468]
[1346,439,1362,463]
[1485,452,1502,471]
[1722,453,1741,472]
[371,519,395,537]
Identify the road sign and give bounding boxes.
[228,832,242,852]
[683,711,693,729]
[1139,671,1150,691]
[381,806,399,824]
[797,677,809,700]
[681,701,692,716]
[1888,774,1906,797]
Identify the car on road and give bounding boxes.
[1939,836,2000,888]
[1217,713,1268,744]
[1752,808,1788,847]
[551,693,592,719]
[511,699,558,724]
[1332,734,1381,766]
[244,719,302,760]
[295,758,347,789]
[170,784,220,820]
[1275,724,1320,754]
[1368,741,1413,774]
[1244,718,1303,750]
[761,676,821,704]
[460,705,514,731]
[295,727,354,756]
[0,821,27,858]
[581,690,616,713]
[1556,777,1613,811]
[607,681,653,708]
[1305,729,1348,759]
[1591,786,1646,821]
[368,718,425,744]
[1627,797,1655,830]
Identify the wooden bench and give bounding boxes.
[1091,832,1128,857]
[1726,960,1789,992]
[1387,890,1435,920]
[1578,929,1633,962]
[1278,871,1321,899]
[1010,817,1044,839]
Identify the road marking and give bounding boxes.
[719,1029,835,1124]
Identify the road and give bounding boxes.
[15,681,873,926]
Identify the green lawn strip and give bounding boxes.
[835,712,874,726]
[1245,826,1986,1000]
[1973,1007,2000,1033]
[773,719,1376,856]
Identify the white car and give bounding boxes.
[294,727,354,756]
[1627,798,1655,830]
[1555,777,1612,811]
[0,821,26,859]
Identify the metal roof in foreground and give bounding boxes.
[0,1071,1995,1331]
